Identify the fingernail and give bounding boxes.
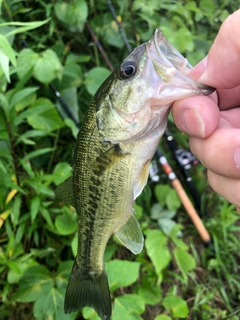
[181,108,205,137]
[234,148,240,170]
[196,56,208,83]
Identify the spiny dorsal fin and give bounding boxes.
[133,160,150,200]
[115,213,143,254]
[55,176,75,207]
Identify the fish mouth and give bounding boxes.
[147,29,215,97]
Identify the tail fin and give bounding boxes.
[64,261,112,320]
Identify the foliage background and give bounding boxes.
[1,0,240,319]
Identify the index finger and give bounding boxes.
[193,9,240,89]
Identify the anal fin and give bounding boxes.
[115,213,143,254]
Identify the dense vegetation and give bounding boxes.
[1,1,240,319]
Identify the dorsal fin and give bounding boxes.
[55,176,75,207]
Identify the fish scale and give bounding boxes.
[55,29,215,320]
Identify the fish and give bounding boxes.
[55,29,214,320]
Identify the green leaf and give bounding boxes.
[33,49,63,84]
[154,315,172,320]
[112,294,145,320]
[1,19,51,37]
[162,295,188,318]
[15,265,53,302]
[145,229,171,281]
[106,259,140,291]
[85,67,111,95]
[54,0,88,31]
[0,49,10,82]
[27,98,64,131]
[7,258,37,284]
[17,49,39,79]
[154,184,170,207]
[55,213,77,235]
[158,218,178,236]
[138,276,161,305]
[30,196,41,223]
[82,307,101,320]
[0,34,16,66]
[23,148,55,161]
[166,189,181,211]
[174,248,196,275]
[33,287,76,320]
[53,162,72,185]
[9,87,38,111]
[55,260,73,289]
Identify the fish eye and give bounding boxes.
[119,61,137,79]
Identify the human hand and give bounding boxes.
[171,10,240,207]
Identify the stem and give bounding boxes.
[7,120,21,186]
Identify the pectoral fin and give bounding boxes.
[55,176,75,207]
[94,144,127,174]
[115,213,143,254]
[133,160,150,199]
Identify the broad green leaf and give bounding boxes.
[54,0,88,31]
[106,259,140,291]
[154,184,170,207]
[33,49,63,84]
[162,296,188,318]
[60,63,83,89]
[55,213,77,235]
[33,287,76,320]
[85,67,111,96]
[138,277,161,305]
[112,294,145,320]
[82,307,101,320]
[9,87,38,110]
[166,189,181,211]
[53,162,72,185]
[55,260,73,289]
[7,258,37,284]
[145,229,171,281]
[154,315,172,320]
[17,48,39,79]
[15,265,53,302]
[174,248,196,275]
[27,98,64,131]
[158,218,177,236]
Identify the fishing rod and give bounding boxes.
[164,130,203,213]
[150,149,211,245]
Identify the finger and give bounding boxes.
[195,10,240,89]
[171,95,219,138]
[208,170,240,207]
[217,85,240,109]
[189,124,240,178]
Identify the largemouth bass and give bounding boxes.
[56,29,214,320]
